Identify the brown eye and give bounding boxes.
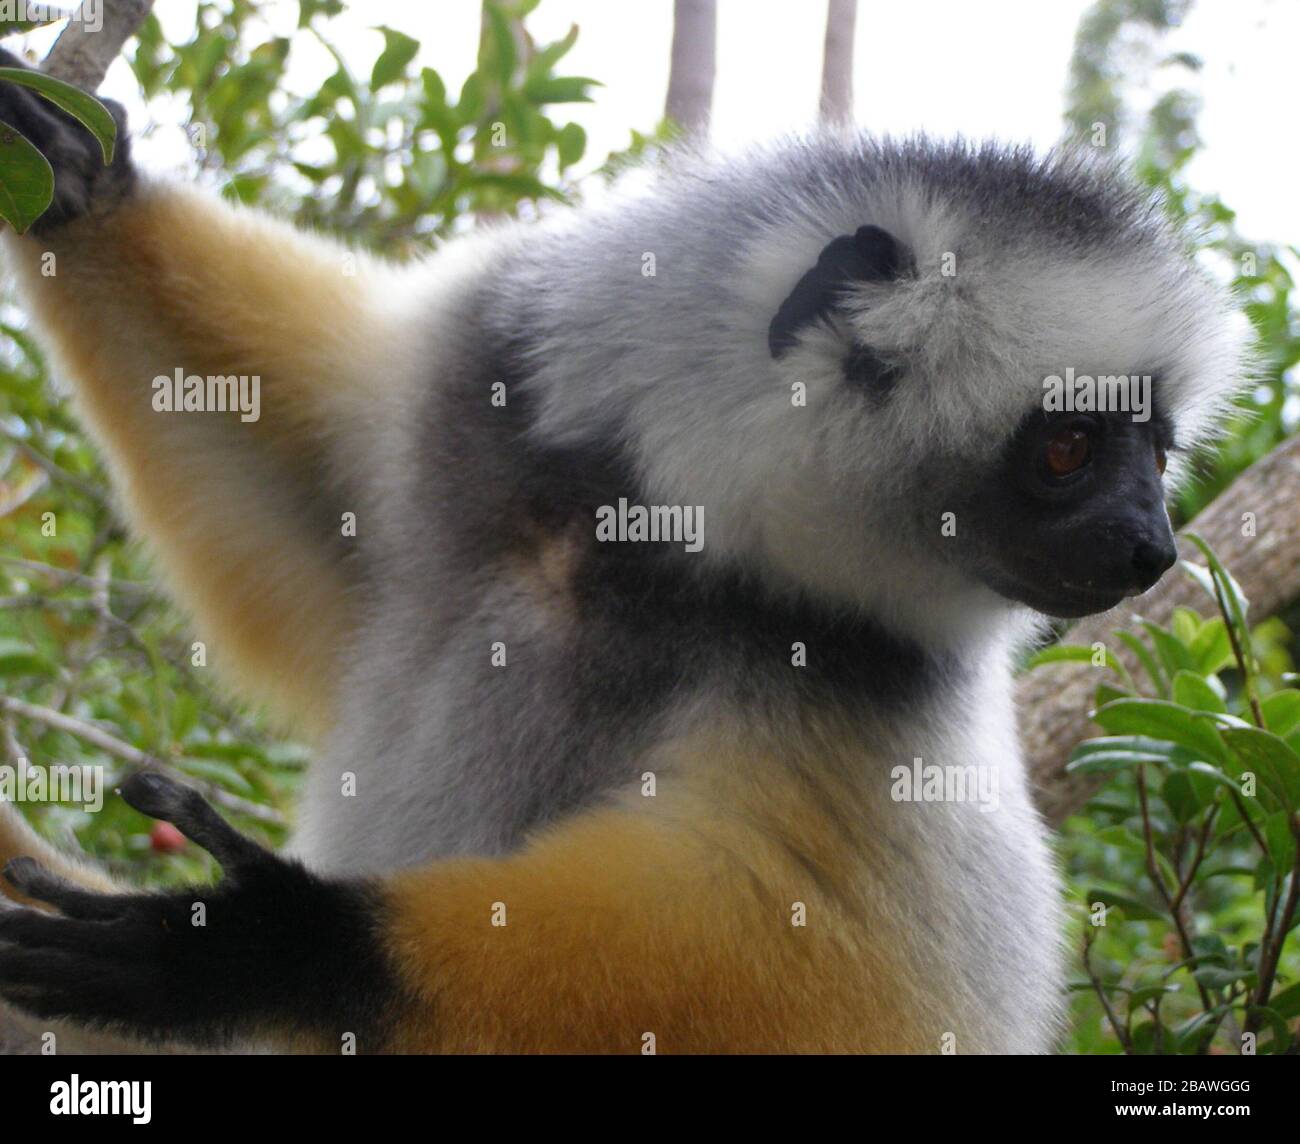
[1155,446,1168,475]
[1045,427,1091,477]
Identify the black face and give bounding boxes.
[959,409,1178,618]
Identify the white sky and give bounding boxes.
[35,0,1300,249]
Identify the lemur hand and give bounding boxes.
[0,46,134,231]
[0,773,397,1049]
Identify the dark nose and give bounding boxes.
[1130,537,1177,590]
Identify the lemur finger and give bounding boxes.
[2,857,128,920]
[119,772,267,871]
[0,946,141,1022]
[0,943,92,988]
[0,901,145,955]
[0,47,133,231]
[0,49,81,145]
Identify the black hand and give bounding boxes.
[0,46,135,232]
[0,773,398,1049]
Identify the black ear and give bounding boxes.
[768,225,903,359]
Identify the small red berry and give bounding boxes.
[150,821,186,854]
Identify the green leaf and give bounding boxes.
[299,0,346,26]
[1173,1007,1228,1054]
[1027,642,1112,670]
[1220,725,1300,810]
[522,75,598,105]
[1263,810,1298,871]
[0,119,52,234]
[482,2,517,86]
[1140,620,1195,679]
[1163,771,1202,821]
[1092,698,1228,764]
[1261,689,1300,738]
[531,23,580,74]
[1183,536,1251,640]
[1087,886,1166,922]
[1116,629,1166,694]
[556,121,586,170]
[457,73,485,121]
[1130,1020,1169,1053]
[1191,965,1253,990]
[1094,682,1128,708]
[0,636,52,676]
[1068,736,1199,775]
[1245,1007,1292,1053]
[421,66,447,108]
[370,26,419,90]
[1171,670,1226,714]
[1189,617,1233,675]
[1170,606,1201,646]
[1128,982,1179,1007]
[1185,760,1241,800]
[0,68,116,163]
[1095,824,1147,853]
[176,756,255,796]
[1270,981,1300,1019]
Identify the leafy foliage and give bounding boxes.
[127,0,598,250]
[1038,538,1300,1054]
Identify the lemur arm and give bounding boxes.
[0,51,401,735]
[0,772,905,1053]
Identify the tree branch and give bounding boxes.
[819,0,857,125]
[664,0,716,135]
[43,0,153,89]
[0,695,285,826]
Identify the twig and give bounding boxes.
[1228,788,1271,857]
[1083,927,1133,1053]
[43,0,155,90]
[0,431,108,504]
[1170,804,1218,914]
[0,695,284,825]
[0,555,151,596]
[1136,765,1214,1012]
[1244,856,1300,1040]
[0,467,47,517]
[1212,577,1265,729]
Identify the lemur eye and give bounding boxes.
[1044,427,1091,477]
[1155,446,1168,475]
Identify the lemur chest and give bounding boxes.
[670,722,1065,1052]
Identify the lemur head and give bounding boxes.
[747,140,1249,632]
[513,137,1248,644]
[764,214,1188,622]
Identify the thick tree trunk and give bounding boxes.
[665,0,717,135]
[1020,433,1300,824]
[819,0,857,125]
